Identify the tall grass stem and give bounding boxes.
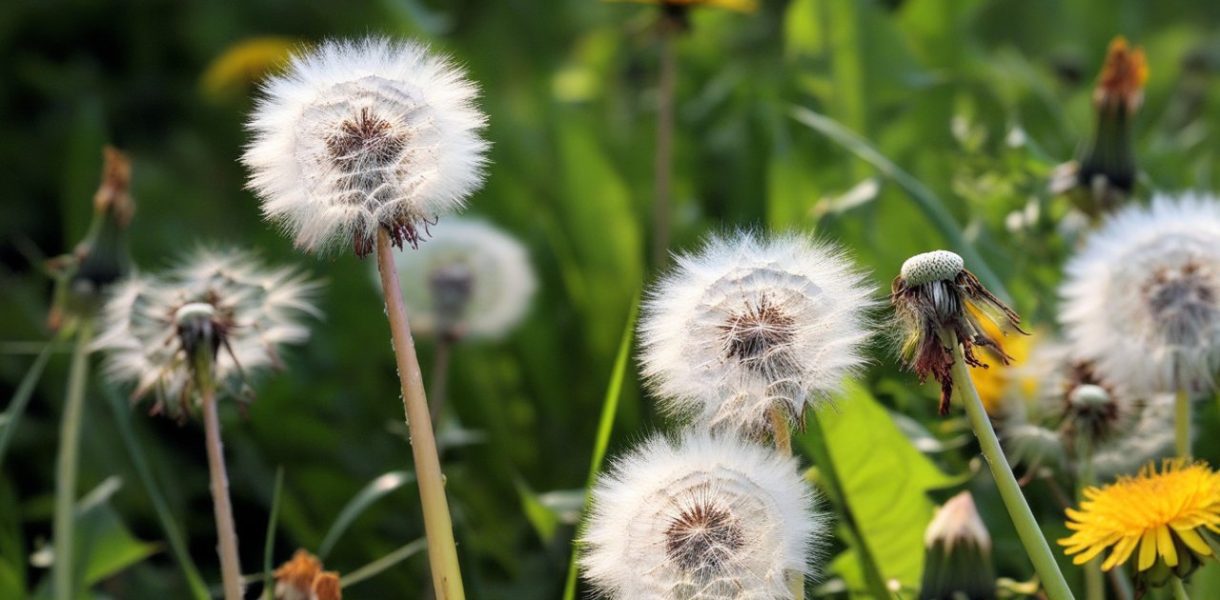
[52,319,93,600]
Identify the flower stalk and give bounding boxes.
[945,329,1074,600]
[375,229,465,599]
[52,318,94,600]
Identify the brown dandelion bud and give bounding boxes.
[892,250,1026,416]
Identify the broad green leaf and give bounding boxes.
[800,381,958,590]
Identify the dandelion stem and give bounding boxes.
[200,379,244,600]
[945,330,1074,600]
[1171,576,1190,600]
[52,319,93,600]
[651,20,677,268]
[1175,387,1191,459]
[375,229,465,600]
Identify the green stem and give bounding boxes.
[52,318,93,600]
[103,386,210,600]
[947,331,1074,600]
[1172,576,1190,600]
[805,411,891,600]
[1175,388,1191,459]
[375,229,465,600]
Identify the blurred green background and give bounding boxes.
[3,0,1220,597]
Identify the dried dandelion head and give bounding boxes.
[93,249,320,418]
[1060,195,1220,396]
[243,37,489,257]
[580,433,822,599]
[387,218,535,340]
[638,231,874,436]
[891,250,1026,415]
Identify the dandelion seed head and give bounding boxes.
[580,433,823,599]
[639,231,874,436]
[388,218,535,340]
[1060,194,1220,395]
[243,37,489,256]
[93,249,321,417]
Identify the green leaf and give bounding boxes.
[562,296,639,600]
[318,470,414,560]
[800,381,958,590]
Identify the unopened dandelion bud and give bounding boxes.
[1060,194,1220,396]
[919,492,996,600]
[892,250,1026,415]
[580,433,823,599]
[639,231,874,436]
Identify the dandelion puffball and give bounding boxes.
[93,249,320,417]
[1060,194,1220,395]
[638,231,874,435]
[387,217,535,340]
[243,37,489,257]
[580,433,822,599]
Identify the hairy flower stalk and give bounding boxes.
[1060,195,1220,461]
[93,250,319,600]
[892,250,1072,600]
[245,38,491,598]
[639,231,873,439]
[580,433,822,599]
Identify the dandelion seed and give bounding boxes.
[581,433,822,599]
[891,250,1026,415]
[1060,194,1220,396]
[638,231,874,435]
[93,249,320,417]
[1060,460,1220,586]
[243,37,489,257]
[386,217,535,340]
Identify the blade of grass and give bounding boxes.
[317,471,415,560]
[261,467,284,600]
[561,294,639,600]
[102,385,210,600]
[340,537,428,589]
[789,106,1008,300]
[0,343,53,470]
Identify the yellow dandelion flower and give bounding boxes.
[1059,460,1220,575]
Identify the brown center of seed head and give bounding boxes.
[664,498,745,574]
[721,296,796,370]
[1145,261,1218,346]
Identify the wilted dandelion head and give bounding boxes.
[243,37,489,257]
[93,249,321,417]
[581,433,822,599]
[1060,460,1220,585]
[387,218,535,340]
[1060,195,1220,395]
[891,250,1026,415]
[638,231,874,436]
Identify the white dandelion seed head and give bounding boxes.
[385,217,535,340]
[580,433,823,599]
[92,248,321,414]
[899,250,964,287]
[1060,194,1220,395]
[243,37,489,256]
[639,231,875,435]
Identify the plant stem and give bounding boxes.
[1172,576,1190,600]
[1175,387,1191,459]
[201,382,244,600]
[430,336,454,433]
[52,318,93,600]
[375,229,465,600]
[651,21,677,268]
[946,331,1074,600]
